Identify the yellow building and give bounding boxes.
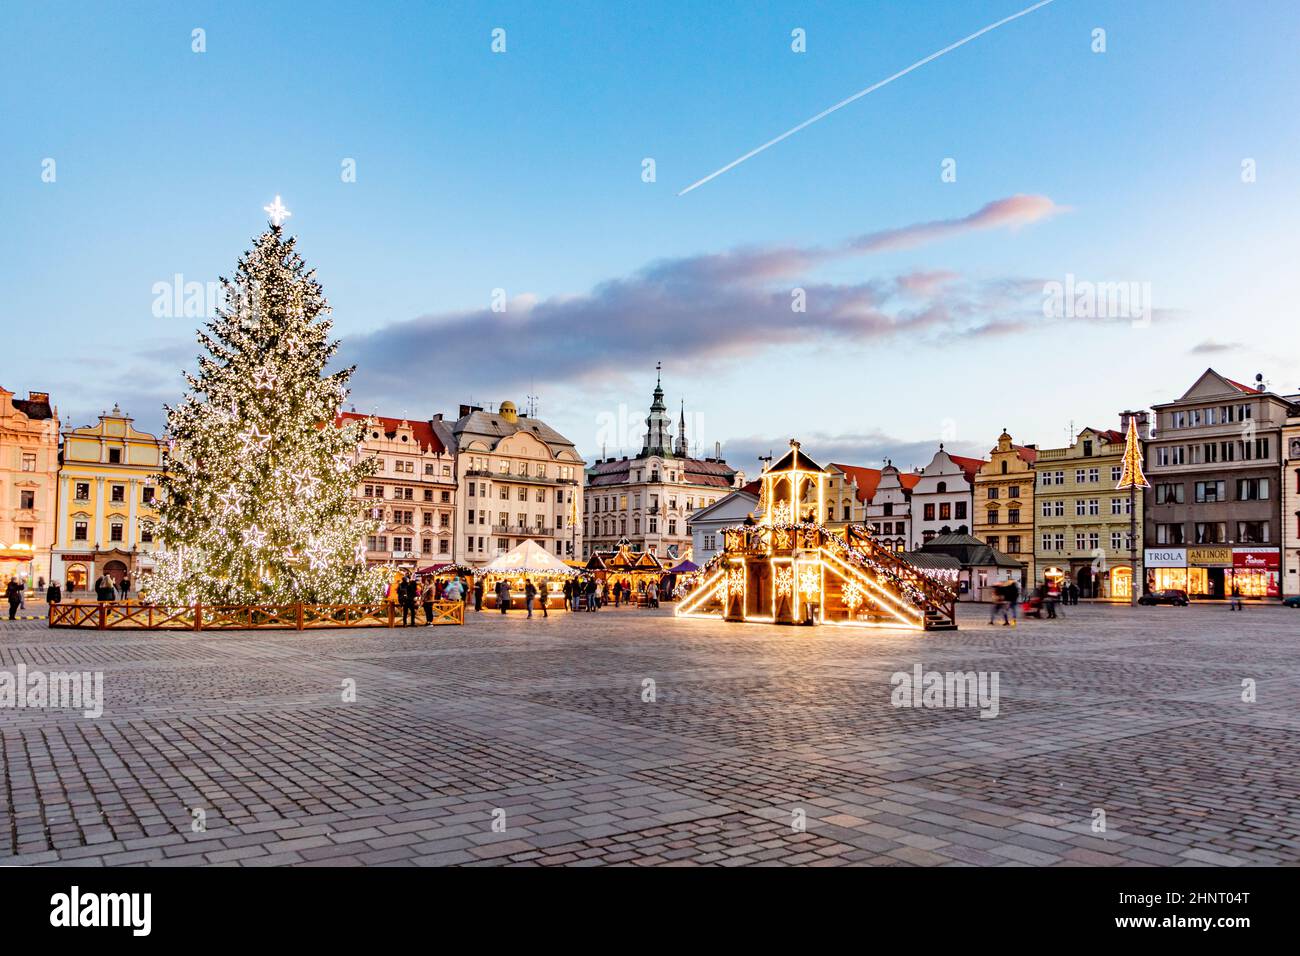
[52,405,164,595]
[973,430,1037,584]
[0,387,60,590]
[1032,415,1147,600]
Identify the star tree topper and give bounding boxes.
[264,195,292,227]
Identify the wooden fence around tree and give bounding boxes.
[48,600,465,630]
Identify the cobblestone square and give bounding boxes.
[1,603,1296,866]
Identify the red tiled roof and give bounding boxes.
[948,454,986,482]
[740,479,761,495]
[1014,444,1038,463]
[899,473,922,490]
[1224,377,1261,394]
[336,412,446,454]
[831,463,882,503]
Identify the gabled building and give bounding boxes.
[1143,369,1291,600]
[689,482,760,565]
[450,400,585,567]
[584,371,742,561]
[825,461,918,553]
[973,430,1038,584]
[868,462,920,553]
[909,446,984,549]
[51,404,164,594]
[337,412,458,569]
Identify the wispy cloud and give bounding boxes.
[1189,339,1240,355]
[343,195,1066,410]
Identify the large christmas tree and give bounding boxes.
[144,200,388,606]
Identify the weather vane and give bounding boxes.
[264,195,292,227]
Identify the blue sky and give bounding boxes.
[2,0,1297,473]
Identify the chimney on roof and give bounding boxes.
[1119,409,1151,440]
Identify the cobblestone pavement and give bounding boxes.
[1,603,1296,866]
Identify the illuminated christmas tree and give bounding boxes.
[144,198,387,606]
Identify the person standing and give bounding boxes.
[474,576,484,612]
[1230,584,1242,611]
[1005,577,1019,627]
[6,578,22,620]
[524,578,536,618]
[400,574,417,626]
[118,575,131,601]
[497,579,510,613]
[46,580,62,610]
[421,580,435,624]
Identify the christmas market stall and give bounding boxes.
[585,544,666,605]
[481,539,577,610]
[675,440,958,630]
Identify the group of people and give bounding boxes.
[391,571,467,626]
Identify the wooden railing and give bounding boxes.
[49,600,465,630]
[842,525,957,622]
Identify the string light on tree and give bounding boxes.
[238,425,270,456]
[142,199,386,607]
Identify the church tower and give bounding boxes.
[673,400,689,457]
[642,362,673,457]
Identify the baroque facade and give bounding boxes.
[451,401,585,567]
[973,430,1037,584]
[51,405,164,594]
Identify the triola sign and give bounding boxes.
[1143,548,1186,568]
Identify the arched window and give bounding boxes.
[1000,461,1008,474]
[937,481,947,493]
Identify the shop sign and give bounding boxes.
[1143,548,1186,568]
[1188,546,1232,566]
[1233,548,1279,570]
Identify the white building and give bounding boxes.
[449,401,585,567]
[908,446,984,549]
[687,485,760,565]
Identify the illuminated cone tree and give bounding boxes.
[144,202,387,606]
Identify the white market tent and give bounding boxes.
[481,539,576,577]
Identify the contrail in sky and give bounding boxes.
[677,0,1057,196]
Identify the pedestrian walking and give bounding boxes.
[497,579,510,613]
[988,583,1006,625]
[1230,584,1243,611]
[1005,578,1019,627]
[6,578,22,620]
